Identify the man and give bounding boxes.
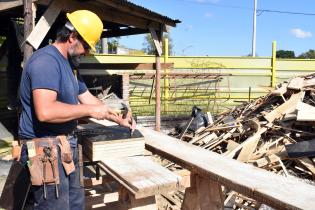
[18,10,135,210]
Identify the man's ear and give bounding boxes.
[68,32,76,44]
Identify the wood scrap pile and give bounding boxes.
[163,74,315,210]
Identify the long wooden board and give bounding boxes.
[99,156,181,199]
[139,126,315,210]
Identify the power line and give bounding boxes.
[175,0,315,16]
[257,9,315,16]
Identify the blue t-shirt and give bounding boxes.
[19,45,87,142]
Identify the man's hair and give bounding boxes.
[56,21,78,43]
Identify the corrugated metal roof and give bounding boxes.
[113,0,181,25]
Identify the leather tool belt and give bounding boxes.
[18,135,75,186]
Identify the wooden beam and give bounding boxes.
[102,28,148,38]
[79,63,174,70]
[149,27,162,56]
[26,0,62,50]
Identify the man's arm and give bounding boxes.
[33,89,115,123]
[78,90,135,129]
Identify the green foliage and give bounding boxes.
[298,49,315,59]
[276,50,295,58]
[142,33,173,55]
[108,37,120,54]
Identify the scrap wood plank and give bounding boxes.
[303,77,315,88]
[296,158,315,177]
[264,91,305,123]
[224,127,268,160]
[26,0,63,50]
[271,83,288,96]
[254,154,280,168]
[99,156,181,199]
[287,77,305,90]
[296,101,315,121]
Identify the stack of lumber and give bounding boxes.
[77,123,145,161]
[164,74,315,209]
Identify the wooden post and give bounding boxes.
[149,26,163,132]
[23,0,34,65]
[271,41,277,87]
[163,38,170,114]
[119,187,157,210]
[155,55,161,132]
[181,173,224,210]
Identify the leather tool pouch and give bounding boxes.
[27,138,60,186]
[57,135,75,175]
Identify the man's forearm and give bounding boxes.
[36,101,92,123]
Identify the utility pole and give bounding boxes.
[252,0,257,57]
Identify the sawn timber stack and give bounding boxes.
[77,123,145,161]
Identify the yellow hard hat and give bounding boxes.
[66,10,103,52]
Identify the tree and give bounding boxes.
[298,49,315,59]
[276,50,295,58]
[108,37,120,54]
[142,33,173,55]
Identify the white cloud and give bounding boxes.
[290,28,312,38]
[204,12,213,18]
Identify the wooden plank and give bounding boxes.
[27,0,62,50]
[296,101,315,121]
[296,158,315,177]
[237,132,262,162]
[138,126,315,210]
[79,63,174,70]
[225,127,267,159]
[270,83,288,96]
[264,91,305,123]
[149,27,162,56]
[99,156,181,199]
[287,77,305,90]
[226,140,240,152]
[254,154,280,168]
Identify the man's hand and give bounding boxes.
[89,105,118,120]
[119,112,136,131]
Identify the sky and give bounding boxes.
[119,0,315,56]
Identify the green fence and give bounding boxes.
[81,41,315,116]
[1,41,315,115]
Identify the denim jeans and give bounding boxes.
[21,144,84,210]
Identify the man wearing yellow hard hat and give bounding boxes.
[18,10,135,209]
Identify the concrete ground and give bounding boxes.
[0,159,12,196]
